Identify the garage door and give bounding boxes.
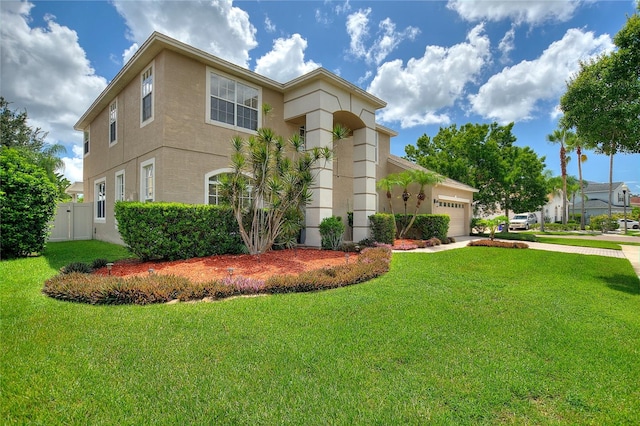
[437,200,466,236]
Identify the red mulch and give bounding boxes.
[94,248,359,282]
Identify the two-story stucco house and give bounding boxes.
[75,32,476,246]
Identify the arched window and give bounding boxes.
[205,170,253,208]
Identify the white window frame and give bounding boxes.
[140,158,155,202]
[94,177,106,223]
[83,127,90,157]
[140,63,154,127]
[109,100,117,146]
[205,68,261,132]
[204,168,254,208]
[115,169,125,202]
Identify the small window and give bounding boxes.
[299,126,306,148]
[83,129,90,156]
[208,70,259,131]
[140,159,155,202]
[141,66,153,124]
[115,170,125,202]
[109,100,117,145]
[95,179,106,221]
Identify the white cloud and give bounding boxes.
[447,0,583,25]
[264,15,276,33]
[498,25,516,64]
[61,145,85,183]
[113,0,258,68]
[468,28,614,123]
[0,1,107,182]
[122,43,139,64]
[368,24,490,128]
[346,8,419,65]
[254,34,321,83]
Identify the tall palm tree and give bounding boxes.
[547,128,576,225]
[565,132,588,229]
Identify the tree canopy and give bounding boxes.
[560,6,640,155]
[404,122,547,216]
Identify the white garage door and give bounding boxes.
[438,201,466,236]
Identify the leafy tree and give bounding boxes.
[480,215,508,240]
[1,148,58,258]
[0,97,69,200]
[405,122,546,217]
[500,145,548,220]
[560,5,640,218]
[220,127,335,255]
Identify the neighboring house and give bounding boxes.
[573,181,629,223]
[75,32,476,246]
[65,181,84,202]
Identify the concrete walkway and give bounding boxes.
[393,235,640,278]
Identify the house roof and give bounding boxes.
[387,155,479,193]
[583,181,624,193]
[75,32,386,131]
[65,181,84,195]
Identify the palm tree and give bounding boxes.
[565,132,588,229]
[376,174,400,234]
[547,128,576,224]
[398,169,443,239]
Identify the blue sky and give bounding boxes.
[2,0,638,193]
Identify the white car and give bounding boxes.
[509,213,537,230]
[618,218,640,229]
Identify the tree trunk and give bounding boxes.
[577,146,585,230]
[608,149,613,221]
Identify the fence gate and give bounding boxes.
[48,203,93,242]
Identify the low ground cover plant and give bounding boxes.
[468,239,529,249]
[42,247,392,305]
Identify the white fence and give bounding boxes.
[48,203,93,242]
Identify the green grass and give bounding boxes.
[2,241,640,424]
[535,236,627,250]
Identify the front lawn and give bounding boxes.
[2,241,639,424]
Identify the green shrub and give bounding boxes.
[589,214,619,232]
[319,216,345,250]
[43,247,392,305]
[61,262,93,274]
[369,213,395,244]
[396,214,450,241]
[273,208,304,250]
[115,202,244,261]
[0,149,58,258]
[91,258,109,270]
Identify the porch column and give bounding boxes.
[352,126,377,242]
[304,109,334,247]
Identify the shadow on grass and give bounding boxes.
[598,273,640,295]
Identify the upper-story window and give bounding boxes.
[141,65,154,124]
[109,100,117,145]
[208,70,259,131]
[83,129,90,156]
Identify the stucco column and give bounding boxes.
[304,109,334,247]
[352,126,377,242]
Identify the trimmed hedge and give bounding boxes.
[396,214,450,241]
[42,247,392,305]
[115,202,245,261]
[369,213,395,244]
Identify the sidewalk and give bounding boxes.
[393,235,640,278]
